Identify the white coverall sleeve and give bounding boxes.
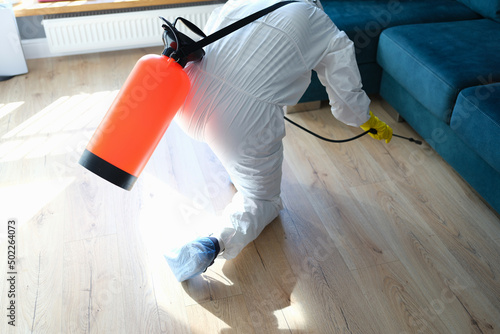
[307,15,371,127]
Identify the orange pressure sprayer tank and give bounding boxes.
[79,55,190,190]
[79,16,205,190]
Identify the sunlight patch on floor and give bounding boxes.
[0,101,24,121]
[2,91,116,140]
[0,91,118,162]
[274,302,307,332]
[138,171,217,255]
[0,177,75,241]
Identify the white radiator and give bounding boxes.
[42,4,220,54]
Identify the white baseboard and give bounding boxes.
[21,38,162,59]
[21,38,51,59]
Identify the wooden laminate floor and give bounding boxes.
[1,47,499,334]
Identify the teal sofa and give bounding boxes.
[300,0,481,100]
[299,0,500,214]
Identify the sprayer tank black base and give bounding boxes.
[79,149,137,191]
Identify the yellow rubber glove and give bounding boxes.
[360,111,393,143]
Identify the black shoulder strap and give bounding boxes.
[173,1,297,60]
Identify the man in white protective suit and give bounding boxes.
[165,0,393,282]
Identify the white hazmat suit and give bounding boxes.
[167,0,373,281]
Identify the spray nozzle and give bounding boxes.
[394,134,422,145]
[369,128,421,144]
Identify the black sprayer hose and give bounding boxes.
[392,134,423,145]
[284,116,422,145]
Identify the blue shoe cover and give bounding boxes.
[165,237,220,282]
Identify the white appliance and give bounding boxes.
[0,3,28,81]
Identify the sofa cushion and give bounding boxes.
[377,19,500,124]
[322,0,480,64]
[451,83,500,173]
[455,0,500,22]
